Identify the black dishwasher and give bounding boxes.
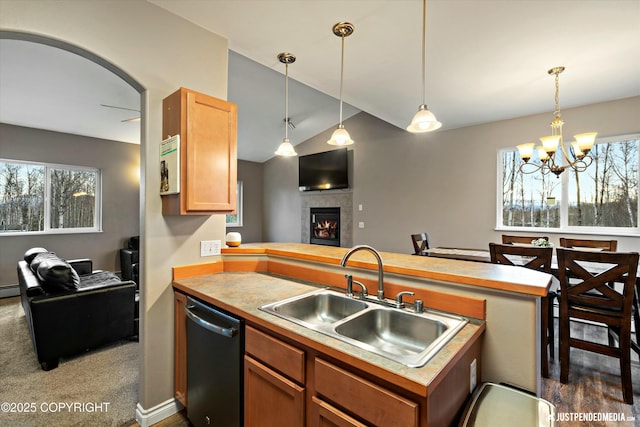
[185,296,244,427]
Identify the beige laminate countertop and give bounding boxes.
[173,270,485,398]
[220,242,553,297]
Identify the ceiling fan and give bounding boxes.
[100,103,141,122]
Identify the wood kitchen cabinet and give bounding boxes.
[310,396,367,427]
[244,356,305,427]
[314,358,419,427]
[244,326,305,426]
[173,291,188,407]
[162,87,237,215]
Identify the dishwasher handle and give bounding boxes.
[184,305,238,338]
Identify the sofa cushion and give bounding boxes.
[78,271,122,289]
[30,252,80,292]
[24,247,49,264]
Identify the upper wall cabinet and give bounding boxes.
[162,87,238,215]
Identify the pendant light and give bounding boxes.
[407,0,441,133]
[327,22,355,146]
[275,52,298,156]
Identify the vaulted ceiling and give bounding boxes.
[2,1,639,163]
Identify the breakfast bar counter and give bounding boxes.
[173,242,553,398]
[216,242,553,297]
[173,271,484,396]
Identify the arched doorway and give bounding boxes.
[0,30,143,425]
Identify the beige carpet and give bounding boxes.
[0,296,138,426]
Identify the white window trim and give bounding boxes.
[496,133,640,236]
[226,181,243,227]
[0,159,102,236]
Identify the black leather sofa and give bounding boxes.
[18,247,137,370]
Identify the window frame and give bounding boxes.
[0,158,102,236]
[225,180,243,227]
[496,133,640,236]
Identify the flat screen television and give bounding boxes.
[298,148,349,191]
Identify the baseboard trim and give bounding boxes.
[0,284,19,299]
[135,398,183,427]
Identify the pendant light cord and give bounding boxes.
[285,62,289,140]
[339,33,345,125]
[421,0,426,106]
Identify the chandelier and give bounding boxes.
[327,22,355,146]
[517,66,597,177]
[275,52,298,156]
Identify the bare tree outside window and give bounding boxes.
[0,160,100,234]
[499,134,639,232]
[568,137,638,228]
[501,151,560,228]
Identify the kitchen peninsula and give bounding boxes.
[172,243,552,426]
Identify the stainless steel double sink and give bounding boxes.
[259,288,468,368]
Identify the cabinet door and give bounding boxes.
[315,358,418,427]
[162,87,237,215]
[173,291,187,407]
[244,355,305,427]
[185,90,237,212]
[310,396,367,427]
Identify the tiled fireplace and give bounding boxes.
[301,191,352,248]
[310,207,340,247]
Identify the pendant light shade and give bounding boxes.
[275,52,298,157]
[327,125,353,146]
[407,104,441,133]
[407,0,441,133]
[327,22,355,146]
[275,139,297,156]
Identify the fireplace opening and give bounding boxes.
[310,207,340,247]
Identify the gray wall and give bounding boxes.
[0,123,140,286]
[263,96,640,253]
[227,160,263,243]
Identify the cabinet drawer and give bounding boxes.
[310,396,367,427]
[315,358,418,427]
[245,326,305,384]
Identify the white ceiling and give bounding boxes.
[0,38,141,144]
[1,0,639,163]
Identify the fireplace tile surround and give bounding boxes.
[301,191,353,248]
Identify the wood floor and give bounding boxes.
[142,320,640,427]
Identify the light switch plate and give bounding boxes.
[201,240,221,256]
[358,221,365,229]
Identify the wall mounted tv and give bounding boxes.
[298,148,349,191]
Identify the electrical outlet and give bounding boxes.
[470,358,477,393]
[358,221,365,229]
[200,240,221,257]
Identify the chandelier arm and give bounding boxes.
[520,161,553,176]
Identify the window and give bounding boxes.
[225,181,243,227]
[498,134,639,233]
[0,159,101,235]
